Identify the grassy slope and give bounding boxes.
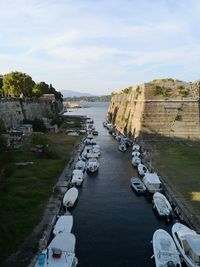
[147,140,200,218]
[0,133,80,262]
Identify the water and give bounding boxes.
[65,103,173,267]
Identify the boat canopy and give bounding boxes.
[49,233,75,253]
[143,173,161,184]
[184,234,200,256]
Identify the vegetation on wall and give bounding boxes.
[152,85,171,97]
[177,85,189,97]
[122,86,132,94]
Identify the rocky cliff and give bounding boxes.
[0,98,62,128]
[108,79,200,140]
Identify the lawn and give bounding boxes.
[0,132,80,262]
[146,140,200,220]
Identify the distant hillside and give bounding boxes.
[63,95,111,102]
[60,89,93,98]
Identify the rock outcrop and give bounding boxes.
[108,79,200,140]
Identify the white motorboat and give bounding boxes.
[132,156,141,167]
[153,229,182,267]
[130,177,147,194]
[112,132,117,137]
[53,215,73,235]
[34,233,78,267]
[143,173,162,193]
[132,151,141,157]
[118,143,127,152]
[103,121,107,127]
[63,187,78,208]
[92,130,99,136]
[90,138,97,145]
[172,223,200,267]
[71,170,84,185]
[75,160,86,171]
[86,158,99,173]
[132,144,140,151]
[92,145,101,156]
[78,153,87,162]
[87,152,99,159]
[137,163,149,176]
[153,192,172,220]
[87,133,93,139]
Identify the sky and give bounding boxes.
[1,0,200,95]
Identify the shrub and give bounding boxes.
[32,118,46,132]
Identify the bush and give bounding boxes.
[152,85,171,97]
[32,118,46,132]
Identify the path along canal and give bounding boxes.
[67,103,175,267]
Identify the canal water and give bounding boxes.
[66,103,172,267]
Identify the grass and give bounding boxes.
[0,132,80,262]
[147,140,200,219]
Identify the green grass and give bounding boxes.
[0,133,80,262]
[147,140,200,218]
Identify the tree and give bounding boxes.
[2,71,35,97]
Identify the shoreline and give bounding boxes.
[1,129,86,267]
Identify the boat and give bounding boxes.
[153,229,182,267]
[118,143,127,152]
[172,223,200,267]
[34,233,78,267]
[132,144,140,151]
[132,151,141,157]
[90,138,97,145]
[75,160,86,171]
[103,121,107,127]
[92,145,101,156]
[87,152,99,159]
[143,173,162,193]
[131,156,141,167]
[130,177,147,194]
[92,130,99,136]
[137,163,149,176]
[153,192,172,220]
[112,132,117,137]
[86,158,99,173]
[63,187,78,208]
[87,133,93,139]
[53,215,73,235]
[71,170,84,186]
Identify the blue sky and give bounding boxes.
[1,0,200,94]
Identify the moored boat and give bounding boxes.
[118,143,127,152]
[137,163,149,176]
[143,173,162,193]
[172,223,200,267]
[53,215,73,235]
[34,233,78,267]
[132,144,140,151]
[75,160,86,171]
[63,187,78,208]
[130,177,147,194]
[86,158,99,173]
[132,156,141,167]
[153,229,182,267]
[132,151,141,157]
[153,192,172,220]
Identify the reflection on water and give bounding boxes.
[66,103,174,267]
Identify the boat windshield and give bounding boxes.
[182,239,200,264]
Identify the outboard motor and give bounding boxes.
[167,261,175,267]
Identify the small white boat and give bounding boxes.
[63,187,78,208]
[71,174,84,186]
[143,173,162,193]
[130,177,147,194]
[132,151,141,157]
[103,121,107,127]
[53,215,73,235]
[92,130,99,136]
[137,163,149,176]
[172,223,200,267]
[132,156,141,167]
[87,133,93,139]
[34,233,78,267]
[118,143,127,152]
[132,144,140,151]
[87,152,99,159]
[153,229,182,267]
[112,132,116,137]
[153,192,172,220]
[75,160,86,171]
[78,154,87,162]
[92,145,101,156]
[86,158,99,173]
[90,138,97,145]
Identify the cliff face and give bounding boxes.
[108,80,200,140]
[0,98,62,128]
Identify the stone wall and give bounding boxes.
[0,98,62,128]
[108,80,200,140]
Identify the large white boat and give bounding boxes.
[34,233,78,267]
[153,229,181,267]
[63,187,78,208]
[137,163,149,176]
[53,215,73,236]
[132,156,141,167]
[86,158,99,173]
[153,192,172,220]
[143,173,162,193]
[172,223,200,267]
